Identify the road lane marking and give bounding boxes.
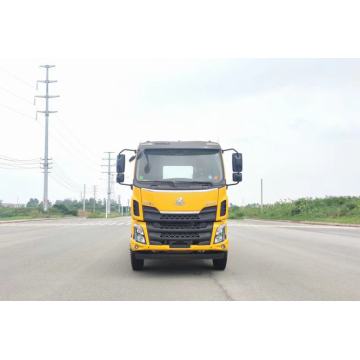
[1,220,358,231]
[0,221,132,227]
[228,223,359,230]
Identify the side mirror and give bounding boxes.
[232,153,242,173]
[232,173,242,182]
[117,154,125,173]
[116,173,125,184]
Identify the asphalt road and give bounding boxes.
[0,217,359,300]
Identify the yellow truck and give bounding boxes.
[116,141,242,271]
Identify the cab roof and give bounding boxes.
[138,141,221,150]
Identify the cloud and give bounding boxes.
[1,59,360,204]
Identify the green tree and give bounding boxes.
[26,198,40,208]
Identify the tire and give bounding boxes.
[213,252,227,270]
[131,251,144,271]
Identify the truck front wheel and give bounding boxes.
[213,252,227,270]
[130,251,144,271]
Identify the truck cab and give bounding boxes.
[116,141,242,271]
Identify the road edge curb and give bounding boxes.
[0,217,58,224]
[243,218,360,228]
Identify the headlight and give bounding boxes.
[214,224,226,244]
[133,224,146,244]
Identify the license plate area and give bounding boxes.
[169,241,191,248]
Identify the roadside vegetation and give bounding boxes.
[0,206,71,221]
[0,198,130,221]
[229,196,360,224]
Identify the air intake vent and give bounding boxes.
[133,200,140,216]
[220,200,227,216]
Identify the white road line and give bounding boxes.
[2,221,111,226]
[228,223,359,230]
[0,222,357,229]
[1,222,358,231]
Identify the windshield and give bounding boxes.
[135,148,224,188]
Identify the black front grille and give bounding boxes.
[143,206,216,247]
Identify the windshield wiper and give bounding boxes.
[175,181,213,187]
[147,180,177,187]
[141,180,214,188]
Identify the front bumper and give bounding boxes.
[130,238,228,252]
[130,219,228,252]
[133,251,227,260]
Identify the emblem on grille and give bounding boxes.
[176,197,185,206]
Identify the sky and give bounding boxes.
[0,59,360,206]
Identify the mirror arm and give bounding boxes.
[222,148,239,154]
[118,183,133,188]
[119,148,136,154]
[226,181,240,188]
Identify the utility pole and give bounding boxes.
[36,65,59,212]
[93,185,97,213]
[118,195,121,214]
[83,184,86,212]
[260,178,263,212]
[102,152,115,218]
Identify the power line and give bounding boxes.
[1,103,101,186]
[0,164,39,170]
[0,99,99,176]
[0,67,99,204]
[0,162,39,167]
[52,116,100,159]
[51,170,82,192]
[49,125,100,172]
[93,185,97,212]
[82,184,86,211]
[0,102,34,119]
[0,157,40,168]
[50,172,81,195]
[51,173,75,191]
[0,85,34,105]
[0,155,40,164]
[51,164,83,192]
[0,66,35,89]
[0,154,39,161]
[50,170,83,194]
[51,162,83,189]
[260,178,264,211]
[102,152,115,218]
[36,65,59,212]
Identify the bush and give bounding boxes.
[229,196,360,223]
[52,203,77,216]
[0,207,42,219]
[0,202,78,219]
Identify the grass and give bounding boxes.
[0,206,128,221]
[229,196,360,224]
[0,207,74,221]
